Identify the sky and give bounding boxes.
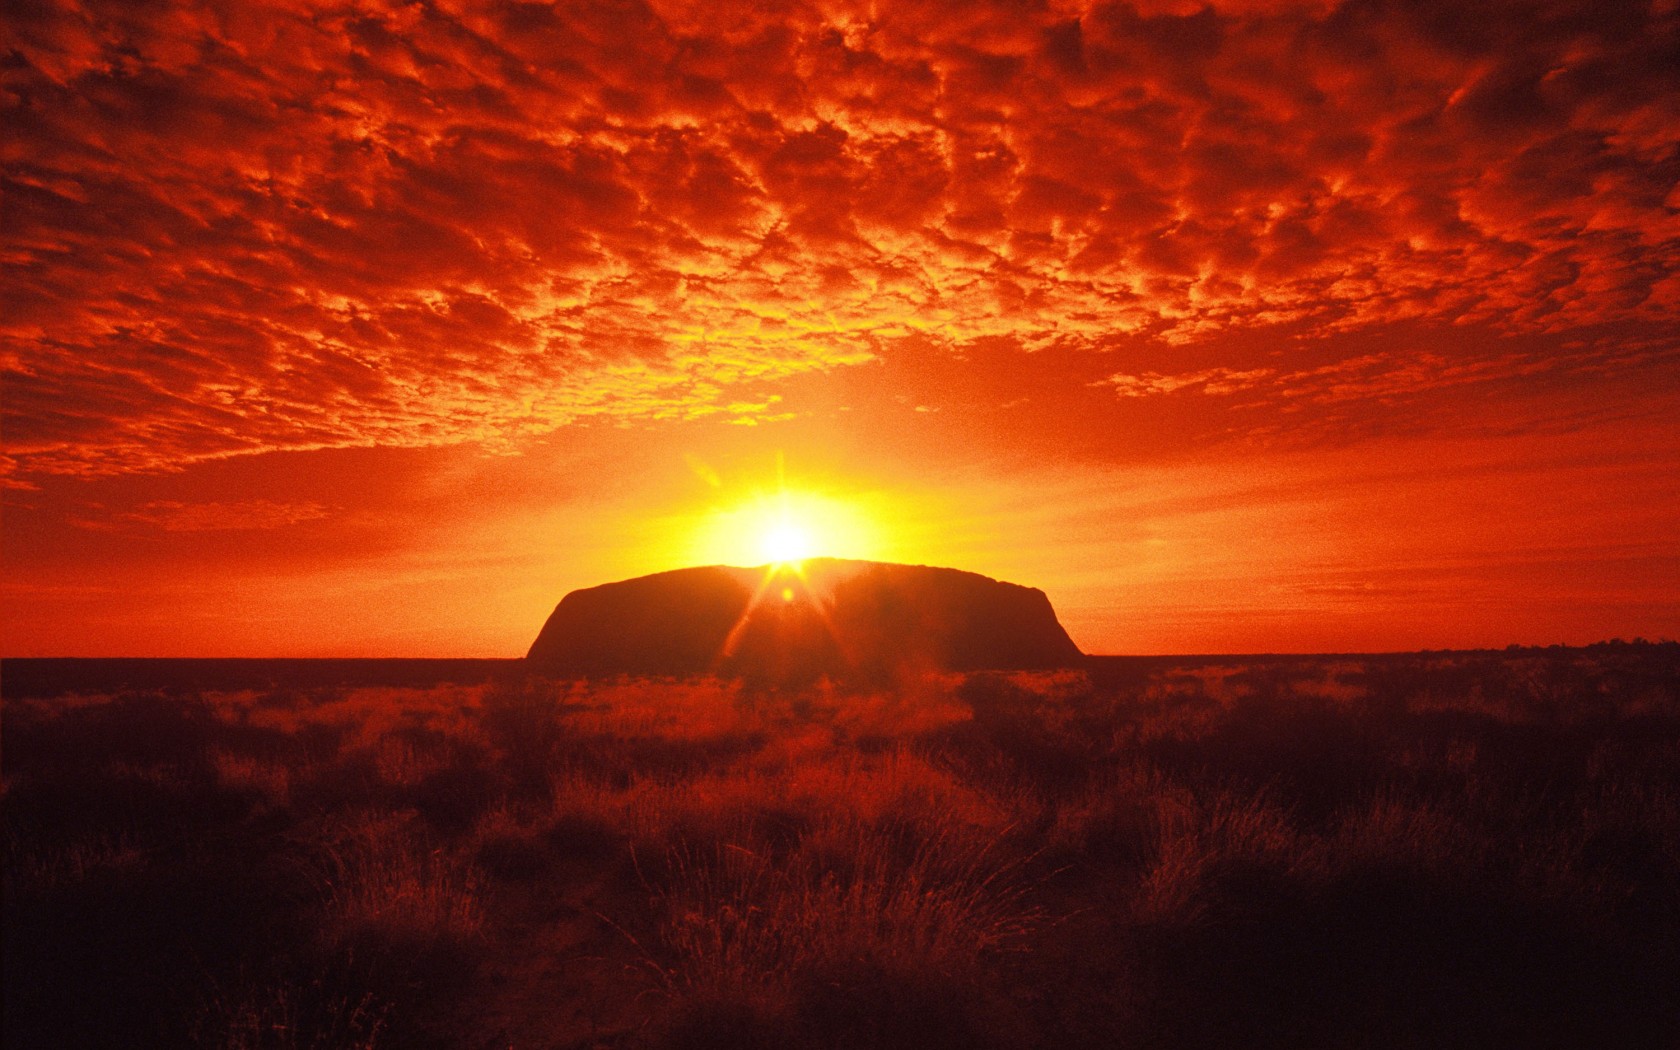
[3,0,1678,656]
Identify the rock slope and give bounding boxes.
[525,558,1083,682]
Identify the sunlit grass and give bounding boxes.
[4,645,1678,1048]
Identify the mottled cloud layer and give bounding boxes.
[5,0,1678,476]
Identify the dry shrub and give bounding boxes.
[312,811,484,952]
[1,830,147,897]
[552,745,1022,873]
[562,678,761,742]
[1047,763,1193,870]
[652,818,1040,1048]
[9,649,1679,1049]
[368,737,437,789]
[827,676,973,742]
[194,978,388,1050]
[273,686,488,754]
[1291,666,1366,704]
[786,748,1012,832]
[615,769,779,851]
[1175,665,1249,705]
[1322,792,1476,870]
[1131,790,1303,927]
[627,742,1042,1047]
[465,803,541,879]
[1521,779,1680,929]
[750,724,836,771]
[213,749,294,812]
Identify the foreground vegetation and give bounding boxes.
[5,645,1679,1048]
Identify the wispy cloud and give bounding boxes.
[1104,367,1277,397]
[1100,339,1675,415]
[73,499,333,532]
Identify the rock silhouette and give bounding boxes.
[526,558,1083,682]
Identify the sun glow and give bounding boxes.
[689,487,884,568]
[760,517,816,564]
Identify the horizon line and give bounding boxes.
[5,640,1675,662]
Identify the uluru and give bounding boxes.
[525,559,1084,682]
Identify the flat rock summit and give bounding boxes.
[526,559,1083,682]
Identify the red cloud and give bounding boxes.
[73,499,332,533]
[3,0,1677,476]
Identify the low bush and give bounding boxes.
[3,646,1677,1048]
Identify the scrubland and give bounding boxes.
[4,645,1679,1049]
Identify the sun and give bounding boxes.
[688,486,883,568]
[746,493,827,566]
[759,516,816,564]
